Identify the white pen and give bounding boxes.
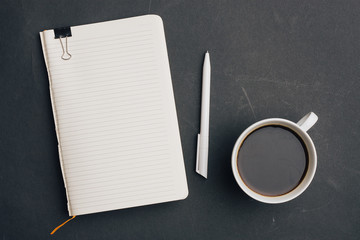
[196,51,211,179]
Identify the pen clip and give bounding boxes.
[196,133,207,178]
[196,134,201,173]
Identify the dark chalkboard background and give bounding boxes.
[1,1,359,239]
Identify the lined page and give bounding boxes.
[40,15,188,216]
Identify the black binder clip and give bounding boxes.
[54,27,72,60]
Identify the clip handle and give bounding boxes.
[59,37,72,60]
[54,27,72,60]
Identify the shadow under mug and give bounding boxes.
[231,112,318,204]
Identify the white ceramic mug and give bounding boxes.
[231,112,318,204]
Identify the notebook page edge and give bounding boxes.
[153,16,189,199]
[40,31,73,216]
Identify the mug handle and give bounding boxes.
[297,112,318,132]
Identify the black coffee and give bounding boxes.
[237,125,308,196]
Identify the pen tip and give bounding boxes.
[206,50,209,54]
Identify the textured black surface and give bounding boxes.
[1,1,360,239]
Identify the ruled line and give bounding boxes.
[50,44,156,66]
[62,140,168,159]
[66,159,171,179]
[50,53,155,71]
[60,129,166,150]
[54,89,161,108]
[52,67,158,87]
[58,115,165,135]
[71,188,176,209]
[54,87,159,104]
[50,56,155,76]
[67,160,170,178]
[52,65,157,81]
[64,141,168,163]
[67,166,170,183]
[70,183,173,202]
[52,71,159,91]
[45,30,153,50]
[50,51,155,70]
[51,59,155,77]
[55,94,161,113]
[57,109,164,131]
[71,192,177,214]
[47,37,153,54]
[68,175,171,194]
[69,184,174,203]
[61,130,167,151]
[60,130,165,150]
[59,115,164,136]
[52,72,159,92]
[59,121,165,144]
[55,90,161,111]
[67,172,172,190]
[64,152,169,172]
[57,105,163,125]
[48,43,154,63]
[54,80,160,100]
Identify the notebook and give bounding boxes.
[40,15,188,216]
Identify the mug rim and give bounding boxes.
[231,118,317,204]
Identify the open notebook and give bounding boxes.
[40,15,188,216]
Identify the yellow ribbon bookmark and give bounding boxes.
[50,215,76,235]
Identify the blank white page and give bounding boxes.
[40,15,188,216]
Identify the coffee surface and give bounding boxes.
[237,125,308,196]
